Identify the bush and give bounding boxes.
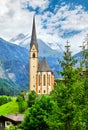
[0,96,12,106]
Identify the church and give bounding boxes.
[29,16,54,94]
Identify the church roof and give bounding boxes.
[30,16,38,51]
[38,57,52,72]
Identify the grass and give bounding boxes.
[0,98,19,116]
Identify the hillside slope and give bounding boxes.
[0,99,19,115]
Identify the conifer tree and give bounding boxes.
[51,41,85,130]
[60,40,77,86]
[80,34,88,129]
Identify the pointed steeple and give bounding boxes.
[30,15,38,51]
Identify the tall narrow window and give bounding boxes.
[44,90,46,93]
[43,75,46,86]
[48,75,50,85]
[38,75,40,86]
[33,53,35,58]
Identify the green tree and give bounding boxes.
[0,96,12,106]
[51,41,85,130]
[80,35,88,129]
[27,90,38,108]
[17,93,26,113]
[22,95,59,130]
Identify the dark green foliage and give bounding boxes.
[51,81,85,130]
[59,42,77,86]
[0,96,12,106]
[16,92,25,102]
[27,90,38,108]
[17,93,27,113]
[80,37,88,129]
[5,125,20,130]
[22,95,58,130]
[51,42,86,130]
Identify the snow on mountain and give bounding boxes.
[10,33,31,46]
[9,34,63,78]
[48,42,64,52]
[10,33,63,52]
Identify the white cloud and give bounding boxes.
[0,0,35,40]
[20,0,49,11]
[60,6,88,31]
[0,0,9,16]
[0,0,88,54]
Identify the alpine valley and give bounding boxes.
[0,34,64,95]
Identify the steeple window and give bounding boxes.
[33,53,35,58]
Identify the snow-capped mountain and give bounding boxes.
[10,33,63,52]
[10,33,64,78]
[0,36,83,95]
[0,37,62,92]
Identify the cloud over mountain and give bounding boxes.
[0,0,88,54]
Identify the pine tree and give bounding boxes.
[51,41,85,130]
[60,40,77,86]
[80,34,88,129]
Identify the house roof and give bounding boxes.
[6,114,24,122]
[0,114,24,123]
[38,57,52,72]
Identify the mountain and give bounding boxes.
[0,59,8,79]
[74,49,88,66]
[10,33,64,53]
[3,34,87,95]
[0,36,63,95]
[0,38,29,91]
[0,78,20,96]
[10,33,63,77]
[0,59,20,95]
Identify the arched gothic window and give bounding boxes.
[33,53,35,58]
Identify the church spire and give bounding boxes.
[30,15,38,51]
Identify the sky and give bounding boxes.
[0,0,88,54]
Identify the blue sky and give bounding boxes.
[0,0,88,53]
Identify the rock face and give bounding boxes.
[0,38,29,90]
[0,60,7,79]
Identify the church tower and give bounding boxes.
[30,16,54,94]
[30,16,38,91]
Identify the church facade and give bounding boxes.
[29,16,54,94]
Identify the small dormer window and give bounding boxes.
[33,53,35,58]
